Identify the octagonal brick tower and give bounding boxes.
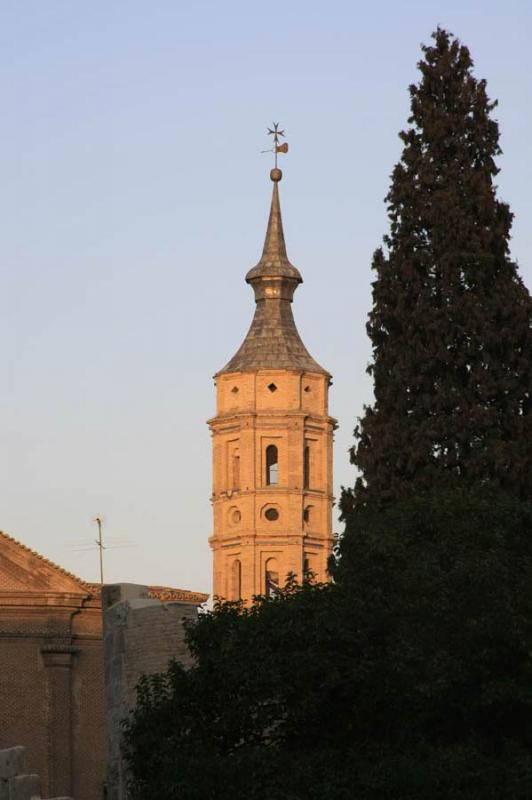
[208,167,336,601]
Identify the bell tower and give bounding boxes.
[208,159,336,601]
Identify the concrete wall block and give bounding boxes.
[8,773,40,800]
[102,584,149,611]
[0,748,27,780]
[103,586,200,800]
[0,749,75,800]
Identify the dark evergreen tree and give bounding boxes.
[124,491,532,800]
[348,28,532,509]
[122,29,532,800]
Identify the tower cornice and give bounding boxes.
[207,410,337,428]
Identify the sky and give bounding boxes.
[1,0,531,594]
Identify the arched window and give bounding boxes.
[265,557,279,597]
[232,451,240,491]
[303,444,310,489]
[231,559,242,600]
[266,445,278,486]
[303,555,316,583]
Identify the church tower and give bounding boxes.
[208,160,336,601]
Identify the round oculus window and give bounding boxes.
[265,508,279,521]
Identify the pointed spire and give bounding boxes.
[245,169,302,284]
[260,173,288,262]
[216,167,328,376]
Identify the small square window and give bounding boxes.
[231,386,239,394]
[268,383,277,393]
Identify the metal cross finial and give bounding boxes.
[262,122,288,169]
[267,122,285,145]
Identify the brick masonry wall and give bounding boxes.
[0,745,72,800]
[210,369,336,601]
[0,607,105,800]
[102,584,199,800]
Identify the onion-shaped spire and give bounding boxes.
[217,168,327,376]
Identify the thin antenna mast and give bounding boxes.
[66,523,133,584]
[94,517,105,585]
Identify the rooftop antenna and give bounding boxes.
[94,516,105,586]
[66,517,134,585]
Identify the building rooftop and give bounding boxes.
[0,530,208,605]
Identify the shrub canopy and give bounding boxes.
[125,490,532,799]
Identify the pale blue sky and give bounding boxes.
[1,0,531,593]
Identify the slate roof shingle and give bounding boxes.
[217,172,328,377]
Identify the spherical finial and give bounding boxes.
[270,168,282,182]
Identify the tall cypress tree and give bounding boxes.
[347,28,532,510]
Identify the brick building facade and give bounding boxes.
[0,530,207,800]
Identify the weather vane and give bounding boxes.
[261,122,289,169]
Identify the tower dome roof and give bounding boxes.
[216,169,328,377]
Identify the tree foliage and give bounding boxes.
[124,491,532,799]
[347,28,532,510]
[123,29,532,799]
